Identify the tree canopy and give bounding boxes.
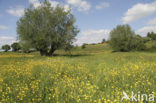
[11,42,21,52]
[147,32,156,41]
[1,44,11,52]
[17,0,79,56]
[109,24,135,51]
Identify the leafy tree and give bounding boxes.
[1,44,11,52]
[101,38,106,43]
[142,37,151,43]
[147,32,156,41]
[64,43,74,52]
[17,0,79,56]
[11,42,21,52]
[21,43,31,53]
[131,35,146,51]
[81,43,86,49]
[109,24,135,51]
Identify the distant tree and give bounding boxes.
[21,44,31,53]
[17,0,79,56]
[81,43,86,49]
[109,24,135,51]
[147,32,156,41]
[101,38,106,43]
[142,37,151,43]
[1,44,11,52]
[11,42,21,52]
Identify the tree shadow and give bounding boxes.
[53,53,91,57]
[111,50,129,53]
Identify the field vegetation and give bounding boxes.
[0,44,155,102]
[0,0,155,102]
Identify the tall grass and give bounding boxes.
[0,44,155,102]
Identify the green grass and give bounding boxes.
[0,44,155,102]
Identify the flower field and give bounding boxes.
[0,44,155,103]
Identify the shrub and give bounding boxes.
[22,46,30,53]
[142,37,151,43]
[81,43,86,49]
[145,41,156,51]
[21,43,31,53]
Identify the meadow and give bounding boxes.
[0,44,155,103]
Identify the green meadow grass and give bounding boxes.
[0,44,155,102]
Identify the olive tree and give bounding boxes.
[17,0,79,56]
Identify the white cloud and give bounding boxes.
[0,36,16,48]
[96,2,110,10]
[147,17,156,25]
[29,0,71,11]
[29,0,60,8]
[122,1,156,24]
[66,0,91,12]
[49,0,59,8]
[76,29,110,45]
[0,25,9,30]
[6,6,25,17]
[29,0,41,8]
[136,26,156,36]
[63,4,71,12]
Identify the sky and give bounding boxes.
[0,0,156,47]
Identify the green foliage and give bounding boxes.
[17,0,79,56]
[101,38,106,43]
[145,41,156,51]
[131,35,146,51]
[81,43,86,49]
[1,44,11,52]
[109,24,135,51]
[64,43,74,52]
[21,43,31,53]
[142,37,151,43]
[11,42,21,52]
[0,44,155,102]
[147,32,156,41]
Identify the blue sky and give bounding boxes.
[0,0,156,46]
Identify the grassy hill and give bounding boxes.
[0,44,155,102]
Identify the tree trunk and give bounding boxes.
[48,48,55,56]
[40,50,48,56]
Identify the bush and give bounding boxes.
[109,24,135,52]
[145,41,156,51]
[1,44,11,52]
[81,43,86,49]
[21,43,31,53]
[11,42,21,52]
[142,37,151,43]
